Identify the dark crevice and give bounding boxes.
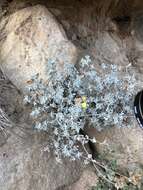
[112,16,131,23]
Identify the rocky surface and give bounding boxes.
[66,167,98,190]
[92,32,129,66]
[85,124,143,172]
[0,0,143,190]
[0,5,78,92]
[0,133,85,190]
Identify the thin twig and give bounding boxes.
[82,143,115,185]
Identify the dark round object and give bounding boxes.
[90,101,96,109]
[134,90,143,128]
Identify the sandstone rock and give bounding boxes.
[0,133,84,190]
[0,5,78,92]
[66,167,98,190]
[92,32,129,67]
[130,14,143,73]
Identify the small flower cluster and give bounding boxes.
[24,56,138,160]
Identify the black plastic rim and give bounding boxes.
[134,90,143,129]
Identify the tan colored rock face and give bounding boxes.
[67,168,98,190]
[0,133,83,190]
[0,5,78,92]
[91,32,129,67]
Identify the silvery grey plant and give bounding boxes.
[24,55,139,160]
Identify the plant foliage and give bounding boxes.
[24,55,139,160]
